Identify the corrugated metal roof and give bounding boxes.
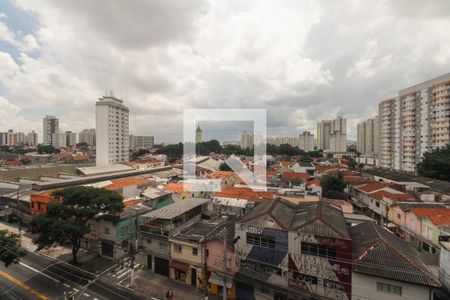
[142,198,209,220]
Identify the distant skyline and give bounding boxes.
[1,0,450,143]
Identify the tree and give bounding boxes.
[32,186,124,264]
[0,230,25,267]
[37,144,60,154]
[320,172,347,199]
[76,142,89,148]
[417,145,450,181]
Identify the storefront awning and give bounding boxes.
[208,272,233,288]
[170,260,189,272]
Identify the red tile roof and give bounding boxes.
[214,187,276,203]
[104,178,150,190]
[370,190,415,202]
[354,182,391,193]
[308,179,321,186]
[410,208,450,226]
[164,183,193,193]
[209,171,235,179]
[282,172,310,181]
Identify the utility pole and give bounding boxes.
[222,227,227,300]
[130,208,140,286]
[16,187,21,246]
[204,246,209,300]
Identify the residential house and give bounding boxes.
[234,198,352,300]
[137,198,210,277]
[84,199,152,259]
[204,219,236,299]
[439,241,450,292]
[164,182,206,200]
[103,177,152,199]
[351,221,441,300]
[169,219,225,290]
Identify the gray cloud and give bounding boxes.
[1,0,450,143]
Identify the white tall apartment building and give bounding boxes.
[357,117,379,155]
[6,130,15,146]
[130,135,154,149]
[317,120,332,150]
[298,131,315,152]
[14,132,25,146]
[25,130,38,147]
[51,131,67,148]
[79,129,96,146]
[239,131,254,149]
[43,115,59,145]
[319,116,347,152]
[379,73,450,172]
[66,131,77,147]
[96,93,129,166]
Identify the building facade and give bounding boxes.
[330,116,347,153]
[379,73,450,172]
[25,130,38,147]
[51,131,67,148]
[79,128,96,146]
[317,120,332,151]
[95,93,129,166]
[66,131,77,147]
[130,135,154,149]
[43,115,59,145]
[357,117,379,156]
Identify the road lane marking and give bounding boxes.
[19,262,61,284]
[83,293,90,297]
[0,270,50,300]
[63,283,70,288]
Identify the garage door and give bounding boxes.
[154,257,169,277]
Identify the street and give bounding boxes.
[0,251,147,300]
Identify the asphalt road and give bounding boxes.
[0,251,146,300]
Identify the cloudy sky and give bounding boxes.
[1,0,450,143]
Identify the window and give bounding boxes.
[397,213,401,220]
[246,233,276,248]
[104,227,110,235]
[301,242,336,259]
[377,282,402,295]
[174,244,182,253]
[192,248,198,256]
[205,249,209,257]
[375,201,380,208]
[159,241,167,249]
[88,224,95,231]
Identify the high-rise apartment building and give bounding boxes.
[66,131,77,147]
[0,132,7,145]
[43,115,59,145]
[96,93,129,166]
[239,131,254,149]
[317,120,332,150]
[14,132,25,146]
[379,73,450,172]
[130,135,154,149]
[79,129,96,146]
[52,131,67,148]
[330,116,347,152]
[25,130,38,147]
[357,117,379,155]
[6,129,15,146]
[298,131,315,152]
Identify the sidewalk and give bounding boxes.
[131,270,222,300]
[0,220,94,263]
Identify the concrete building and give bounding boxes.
[95,92,129,166]
[43,115,59,145]
[14,132,25,146]
[78,129,96,147]
[51,131,67,148]
[130,135,154,149]
[330,116,347,152]
[195,124,202,143]
[317,120,332,151]
[351,221,441,300]
[6,129,15,146]
[25,130,38,147]
[0,132,7,145]
[379,73,450,172]
[65,131,77,147]
[298,131,315,152]
[357,117,380,155]
[239,131,253,149]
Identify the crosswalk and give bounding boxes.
[110,263,141,285]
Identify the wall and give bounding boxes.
[170,240,203,266]
[352,272,431,300]
[206,239,235,274]
[0,164,79,181]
